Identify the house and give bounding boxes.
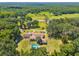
[37,35,47,45]
[23,30,47,41]
[30,33,36,41]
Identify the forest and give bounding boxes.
[1,2,79,56]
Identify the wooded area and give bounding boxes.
[0,2,79,56]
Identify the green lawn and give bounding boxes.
[16,38,63,55]
[16,39,31,54]
[47,39,63,54]
[39,22,47,29]
[26,12,79,20]
[51,13,79,19]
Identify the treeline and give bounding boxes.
[0,17,21,55]
[0,6,79,18]
[47,17,79,56]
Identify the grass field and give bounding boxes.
[16,39,31,54]
[47,39,63,54]
[16,38,63,55]
[51,13,79,19]
[39,22,47,29]
[26,12,79,20]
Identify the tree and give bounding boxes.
[0,18,18,56]
[32,20,39,28]
[27,22,32,29]
[47,19,79,42]
[53,12,62,16]
[26,16,32,21]
[73,37,79,53]
[0,30,16,56]
[75,53,79,56]
[60,43,75,56]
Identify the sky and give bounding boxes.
[0,0,79,2]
